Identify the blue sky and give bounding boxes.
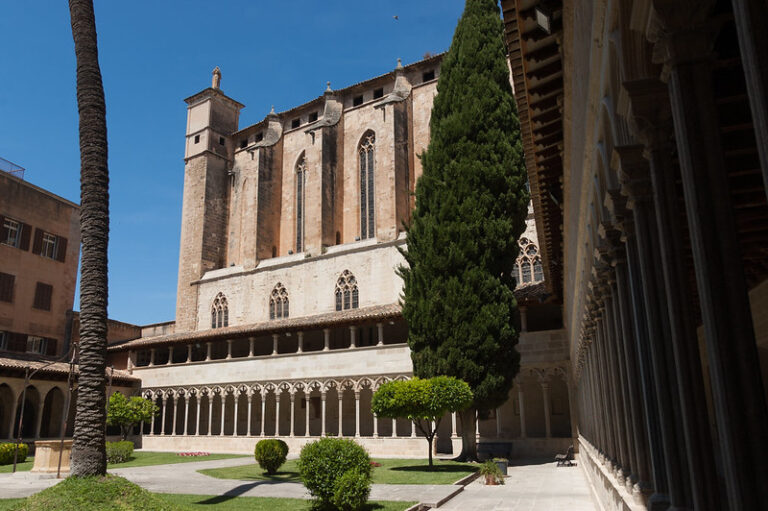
[0,1,466,325]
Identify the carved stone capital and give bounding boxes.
[613,145,652,206]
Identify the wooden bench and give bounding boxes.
[555,445,575,466]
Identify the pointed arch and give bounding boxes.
[211,293,229,328]
[269,282,289,320]
[358,130,376,239]
[295,152,307,253]
[335,270,359,311]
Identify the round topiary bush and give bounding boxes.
[0,442,29,465]
[331,468,371,511]
[298,438,371,506]
[105,440,134,464]
[254,439,288,475]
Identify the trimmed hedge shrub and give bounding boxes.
[298,438,371,507]
[106,440,134,464]
[332,469,371,511]
[254,439,288,475]
[0,442,29,465]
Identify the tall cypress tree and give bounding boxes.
[399,0,528,461]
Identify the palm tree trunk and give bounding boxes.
[68,0,110,477]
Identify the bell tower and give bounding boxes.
[176,67,244,332]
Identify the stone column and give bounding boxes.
[289,392,296,437]
[183,395,190,435]
[248,337,255,357]
[233,392,239,436]
[518,387,526,438]
[226,340,233,359]
[127,350,134,372]
[451,412,458,438]
[297,332,303,354]
[321,391,327,436]
[323,329,330,351]
[373,408,378,438]
[349,326,357,349]
[34,399,45,438]
[186,344,193,363]
[260,392,266,437]
[219,393,226,436]
[495,407,502,439]
[207,394,213,436]
[247,393,253,436]
[160,395,167,435]
[272,334,278,355]
[205,342,212,362]
[149,348,156,366]
[376,323,384,346]
[651,7,768,507]
[275,392,281,436]
[167,346,174,365]
[519,306,528,333]
[149,398,155,435]
[411,420,416,438]
[626,79,721,507]
[731,0,768,199]
[392,418,397,437]
[195,395,202,436]
[338,392,344,436]
[171,395,178,435]
[541,382,551,439]
[354,391,360,438]
[304,391,310,437]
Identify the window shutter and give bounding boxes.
[0,215,6,242]
[19,223,31,251]
[0,273,14,302]
[9,333,26,352]
[46,339,57,356]
[34,282,53,311]
[55,236,68,262]
[32,228,43,254]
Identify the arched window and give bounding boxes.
[521,261,532,283]
[512,262,520,287]
[269,283,289,320]
[335,270,359,311]
[359,131,375,239]
[211,293,229,329]
[533,259,543,282]
[296,154,306,253]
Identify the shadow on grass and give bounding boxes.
[230,470,301,482]
[389,465,476,473]
[193,482,262,505]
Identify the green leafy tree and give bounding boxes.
[69,0,111,476]
[399,0,529,461]
[107,392,158,441]
[371,377,473,467]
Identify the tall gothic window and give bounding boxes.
[296,154,306,253]
[269,283,289,320]
[513,237,544,287]
[335,270,359,311]
[359,131,375,239]
[211,293,229,329]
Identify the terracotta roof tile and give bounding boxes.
[0,354,139,382]
[108,303,403,352]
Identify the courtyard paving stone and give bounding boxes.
[439,459,597,510]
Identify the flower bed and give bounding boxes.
[177,452,210,457]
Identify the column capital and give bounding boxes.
[623,78,673,148]
[614,145,652,206]
[648,0,718,75]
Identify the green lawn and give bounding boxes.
[108,451,247,469]
[0,451,246,475]
[0,458,33,473]
[200,458,478,485]
[0,500,24,511]
[158,494,415,511]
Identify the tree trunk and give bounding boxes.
[68,0,110,477]
[456,408,478,462]
[427,434,434,468]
